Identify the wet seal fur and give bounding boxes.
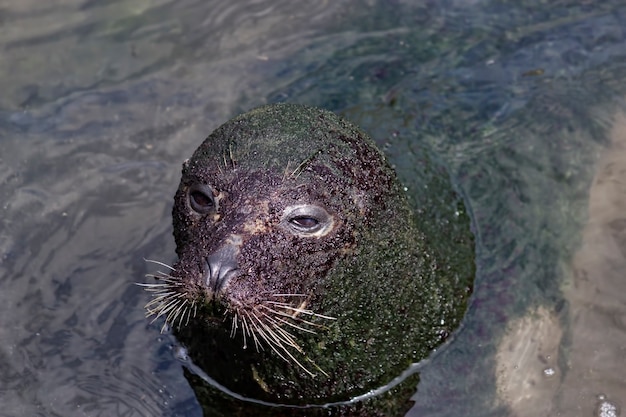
[144,104,475,416]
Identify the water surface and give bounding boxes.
[1,1,626,416]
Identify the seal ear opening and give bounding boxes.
[281,204,334,237]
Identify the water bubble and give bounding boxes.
[595,396,620,417]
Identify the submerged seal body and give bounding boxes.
[146,104,474,415]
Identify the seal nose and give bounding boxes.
[206,243,239,293]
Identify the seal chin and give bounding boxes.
[205,242,240,294]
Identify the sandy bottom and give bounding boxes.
[496,110,626,417]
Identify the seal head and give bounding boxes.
[148,104,474,408]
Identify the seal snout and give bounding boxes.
[205,235,242,294]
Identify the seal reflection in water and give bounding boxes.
[144,104,475,416]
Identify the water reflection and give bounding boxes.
[1,0,626,416]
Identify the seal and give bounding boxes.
[144,104,474,416]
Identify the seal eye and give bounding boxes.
[290,216,319,230]
[282,205,334,237]
[188,184,218,214]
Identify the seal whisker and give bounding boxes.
[176,305,187,328]
[230,313,239,339]
[150,297,181,321]
[243,311,264,352]
[259,305,320,333]
[152,274,184,285]
[166,299,187,326]
[166,303,182,325]
[145,272,168,279]
[250,321,283,358]
[144,259,176,271]
[264,301,336,321]
[144,291,179,308]
[145,285,177,297]
[148,301,175,320]
[148,273,181,283]
[269,324,304,353]
[145,298,174,316]
[160,277,183,284]
[250,312,290,351]
[256,310,303,352]
[282,314,329,331]
[181,303,192,327]
[148,289,180,301]
[144,291,177,301]
[144,294,177,307]
[260,304,318,323]
[176,303,189,327]
[144,295,180,334]
[241,313,250,349]
[140,282,169,288]
[144,292,175,303]
[250,313,316,377]
[142,287,178,298]
[166,299,186,327]
[271,315,317,334]
[140,272,181,297]
[136,282,171,288]
[250,315,299,361]
[145,305,165,317]
[260,330,288,361]
[258,311,297,340]
[250,327,263,352]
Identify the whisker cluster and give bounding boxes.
[139,259,197,333]
[140,261,337,377]
[227,294,337,377]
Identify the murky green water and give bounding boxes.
[1,1,626,416]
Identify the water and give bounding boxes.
[1,0,626,416]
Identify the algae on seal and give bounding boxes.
[144,104,475,416]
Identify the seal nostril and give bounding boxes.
[205,243,240,293]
